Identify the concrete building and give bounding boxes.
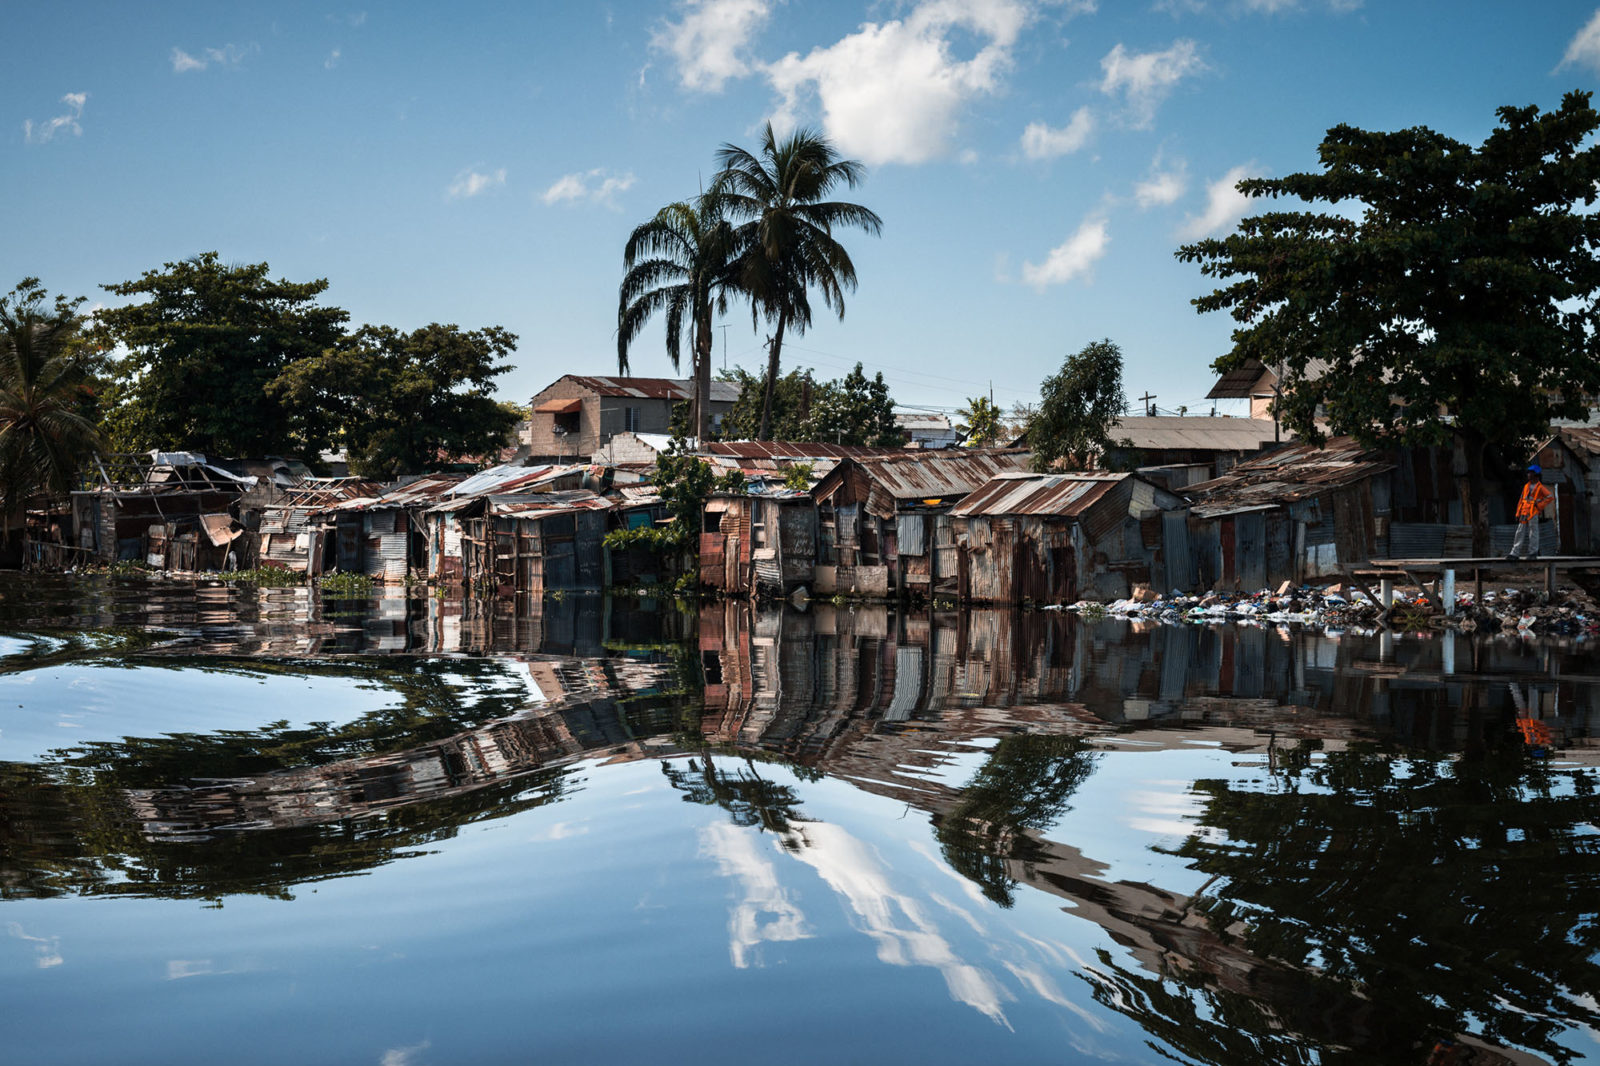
[527,376,740,461]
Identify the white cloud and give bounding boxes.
[1098,39,1205,127]
[1153,0,1206,13]
[170,44,254,73]
[765,0,1031,166]
[380,1042,430,1066]
[22,92,86,144]
[1021,214,1109,287]
[701,822,811,968]
[541,168,636,207]
[1561,9,1600,73]
[1134,154,1187,207]
[1177,164,1256,240]
[654,0,771,92]
[448,168,507,199]
[1020,105,1094,160]
[325,48,341,69]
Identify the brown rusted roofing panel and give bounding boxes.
[488,490,614,521]
[1558,426,1600,459]
[703,441,906,460]
[1183,436,1393,516]
[848,450,1033,510]
[950,472,1127,517]
[534,397,582,413]
[199,513,242,547]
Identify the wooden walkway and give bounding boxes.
[1348,556,1600,614]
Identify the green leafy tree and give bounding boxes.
[714,123,882,440]
[805,363,901,446]
[956,396,1003,447]
[1177,92,1600,551]
[719,366,814,441]
[1028,339,1128,471]
[618,194,742,443]
[270,323,519,479]
[0,279,103,531]
[719,363,900,446]
[94,252,348,457]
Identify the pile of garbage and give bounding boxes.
[1054,580,1600,635]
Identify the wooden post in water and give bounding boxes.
[1380,577,1393,612]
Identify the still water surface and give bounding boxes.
[1,575,1597,1065]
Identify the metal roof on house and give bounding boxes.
[558,376,741,403]
[949,472,1128,517]
[702,441,903,460]
[1111,415,1286,452]
[1182,436,1393,516]
[1558,425,1600,459]
[1203,358,1334,400]
[839,450,1033,503]
[488,490,615,520]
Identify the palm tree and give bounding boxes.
[714,123,882,440]
[617,193,742,442]
[0,279,102,539]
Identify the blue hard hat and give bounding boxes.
[1528,463,1543,474]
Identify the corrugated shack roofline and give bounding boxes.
[1181,436,1394,517]
[948,472,1131,517]
[831,450,1033,508]
[702,441,907,460]
[316,463,595,514]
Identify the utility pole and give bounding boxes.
[721,324,730,371]
[1138,391,1156,416]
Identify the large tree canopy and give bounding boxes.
[1028,339,1127,472]
[1177,92,1600,541]
[95,252,348,458]
[271,323,518,480]
[718,363,900,447]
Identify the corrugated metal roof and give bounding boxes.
[560,376,741,402]
[844,450,1032,501]
[1203,358,1334,400]
[949,472,1127,517]
[702,441,903,460]
[1111,415,1285,451]
[1183,436,1393,516]
[489,490,614,520]
[1559,425,1600,458]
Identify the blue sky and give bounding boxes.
[6,1,1600,419]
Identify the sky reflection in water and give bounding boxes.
[1,575,1598,1065]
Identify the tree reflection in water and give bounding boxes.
[1111,743,1600,1065]
[933,734,1097,907]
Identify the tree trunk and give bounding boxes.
[1456,429,1492,558]
[694,322,713,444]
[757,313,787,442]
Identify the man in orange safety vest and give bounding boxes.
[1506,464,1553,560]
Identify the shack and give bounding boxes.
[1181,437,1395,590]
[950,472,1189,604]
[699,490,817,596]
[459,491,615,594]
[256,478,385,574]
[67,451,278,568]
[810,450,1032,597]
[317,472,470,581]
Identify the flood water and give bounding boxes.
[1,573,1597,1065]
